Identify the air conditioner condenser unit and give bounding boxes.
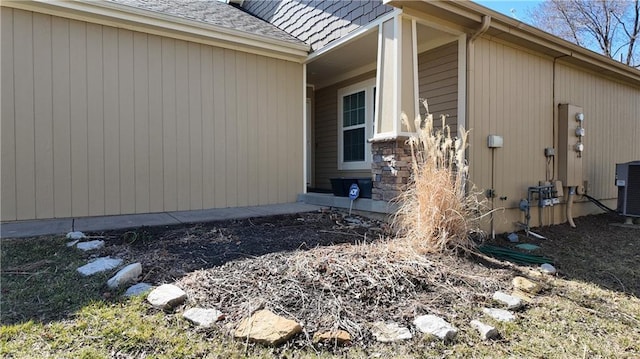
[615,161,640,217]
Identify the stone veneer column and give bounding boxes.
[370,139,413,201]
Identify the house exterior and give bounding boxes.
[2,0,640,233]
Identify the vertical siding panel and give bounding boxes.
[133,32,150,212]
[201,47,215,208]
[235,52,248,206]
[118,29,135,214]
[287,62,303,198]
[256,56,269,204]
[224,50,238,206]
[277,61,288,202]
[266,58,279,203]
[148,35,164,212]
[175,40,190,210]
[161,38,177,210]
[1,8,16,220]
[188,43,203,209]
[212,47,227,207]
[33,13,55,218]
[13,10,36,220]
[103,26,120,214]
[86,23,105,216]
[245,54,259,205]
[69,20,89,216]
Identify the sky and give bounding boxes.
[473,0,544,23]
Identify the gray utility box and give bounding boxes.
[615,161,640,217]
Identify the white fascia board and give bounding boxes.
[3,0,309,62]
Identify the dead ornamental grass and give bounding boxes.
[394,102,486,254]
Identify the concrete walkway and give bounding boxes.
[1,202,323,238]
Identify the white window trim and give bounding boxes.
[337,78,376,170]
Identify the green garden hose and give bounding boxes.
[479,244,553,265]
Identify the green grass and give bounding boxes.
[2,236,640,358]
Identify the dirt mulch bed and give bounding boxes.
[91,209,513,346]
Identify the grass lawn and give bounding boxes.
[2,218,640,358]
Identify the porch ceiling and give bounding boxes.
[306,29,378,89]
[306,23,457,90]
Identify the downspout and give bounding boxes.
[466,15,491,233]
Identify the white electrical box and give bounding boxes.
[487,135,503,148]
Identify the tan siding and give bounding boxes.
[118,29,136,214]
[14,9,36,220]
[70,20,89,217]
[469,38,554,217]
[1,9,304,221]
[161,37,178,211]
[235,52,249,207]
[147,35,164,212]
[313,71,375,190]
[555,63,640,200]
[418,42,458,131]
[246,54,260,205]
[33,12,55,219]
[211,47,227,207]
[103,26,120,215]
[188,42,204,210]
[175,40,190,211]
[87,23,105,216]
[134,32,150,213]
[200,46,215,209]
[1,8,16,221]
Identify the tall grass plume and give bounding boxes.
[394,101,485,254]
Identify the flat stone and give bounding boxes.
[76,240,105,251]
[66,240,80,247]
[371,321,413,342]
[107,263,142,289]
[482,308,516,322]
[413,314,457,340]
[493,291,523,310]
[66,231,86,240]
[77,257,123,276]
[125,283,153,297]
[233,309,302,346]
[512,276,542,294]
[470,319,498,340]
[183,307,224,328]
[147,284,187,310]
[312,329,351,344]
[540,263,557,274]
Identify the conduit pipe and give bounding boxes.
[566,186,576,228]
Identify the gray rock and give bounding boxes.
[482,307,516,322]
[77,257,123,276]
[147,284,187,310]
[66,231,86,240]
[76,240,105,251]
[470,319,498,340]
[413,314,457,340]
[371,321,413,342]
[493,291,523,310]
[183,307,224,327]
[107,263,142,289]
[125,283,153,297]
[540,263,557,274]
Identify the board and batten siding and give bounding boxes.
[417,41,458,133]
[1,8,304,221]
[313,71,376,190]
[468,36,640,232]
[554,62,640,201]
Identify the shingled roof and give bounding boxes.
[106,0,306,46]
[242,0,393,51]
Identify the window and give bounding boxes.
[337,78,376,170]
